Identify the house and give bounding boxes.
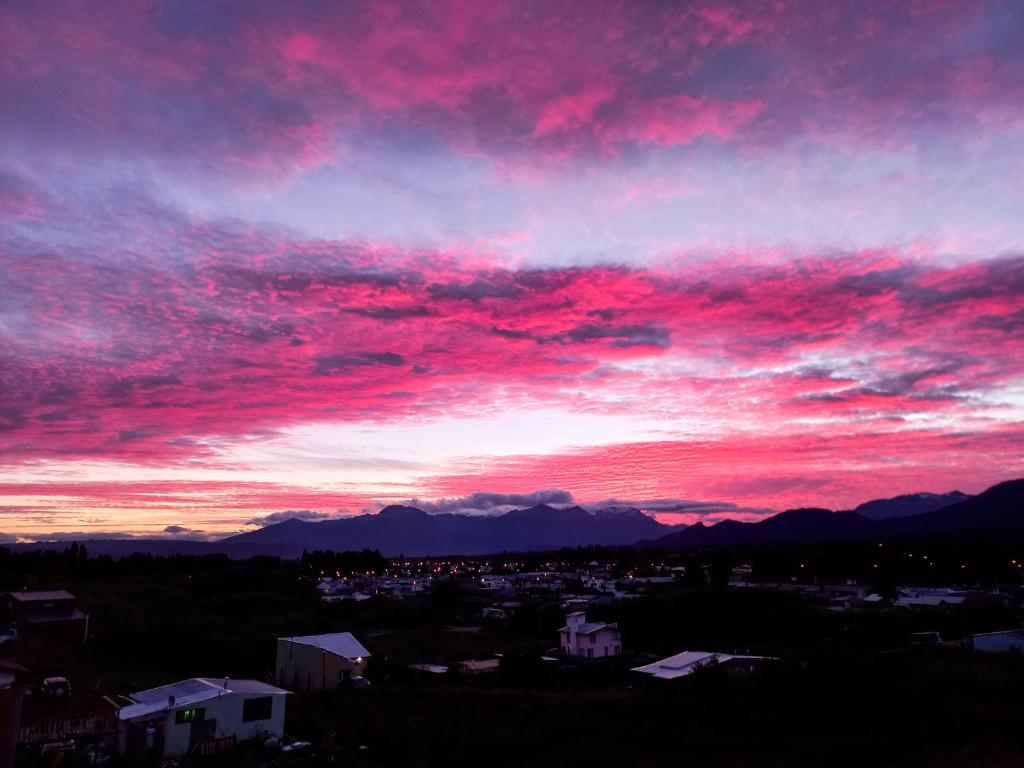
[1,590,88,646]
[276,632,371,691]
[457,658,501,676]
[631,651,774,681]
[558,612,621,660]
[971,628,1024,652]
[118,677,288,761]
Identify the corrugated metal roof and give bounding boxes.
[119,678,287,720]
[279,632,370,660]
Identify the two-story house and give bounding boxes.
[558,611,621,659]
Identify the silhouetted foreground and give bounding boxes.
[2,542,1024,766]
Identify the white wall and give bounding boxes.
[160,692,286,757]
[973,633,1024,653]
[276,639,367,691]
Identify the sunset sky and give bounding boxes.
[2,0,1023,539]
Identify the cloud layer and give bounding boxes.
[1,0,1022,536]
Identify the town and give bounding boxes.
[3,537,1024,767]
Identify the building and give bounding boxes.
[457,658,500,676]
[1,590,88,646]
[276,632,371,691]
[631,651,774,681]
[558,612,621,659]
[971,628,1024,652]
[893,587,966,608]
[118,677,288,761]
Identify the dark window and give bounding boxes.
[175,707,205,724]
[242,696,273,722]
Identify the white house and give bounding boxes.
[118,678,287,760]
[558,612,621,659]
[972,628,1024,652]
[276,632,371,691]
[631,651,773,681]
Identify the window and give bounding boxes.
[242,696,273,722]
[175,707,205,724]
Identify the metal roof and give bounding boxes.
[279,632,371,660]
[559,621,617,635]
[6,590,77,602]
[972,628,1024,640]
[119,678,287,720]
[632,651,772,681]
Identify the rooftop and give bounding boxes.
[972,628,1024,640]
[632,651,772,681]
[280,632,370,661]
[119,677,287,720]
[560,621,618,635]
[6,590,77,602]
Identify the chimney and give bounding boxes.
[566,612,585,650]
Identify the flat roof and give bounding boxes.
[279,632,370,661]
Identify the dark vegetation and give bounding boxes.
[3,538,1024,767]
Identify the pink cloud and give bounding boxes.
[1,196,1021,478]
[427,427,1024,512]
[3,0,1020,179]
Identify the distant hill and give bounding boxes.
[7,503,676,558]
[10,479,1022,558]
[854,491,971,520]
[217,503,674,557]
[642,508,875,549]
[642,479,1024,550]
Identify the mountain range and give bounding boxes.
[7,479,1022,557]
[219,503,674,557]
[852,491,971,520]
[642,480,1022,549]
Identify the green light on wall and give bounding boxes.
[175,707,205,724]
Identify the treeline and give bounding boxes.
[0,544,248,589]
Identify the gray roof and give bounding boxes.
[632,651,773,680]
[560,621,618,635]
[7,590,77,602]
[972,628,1024,640]
[280,632,370,660]
[119,678,287,720]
